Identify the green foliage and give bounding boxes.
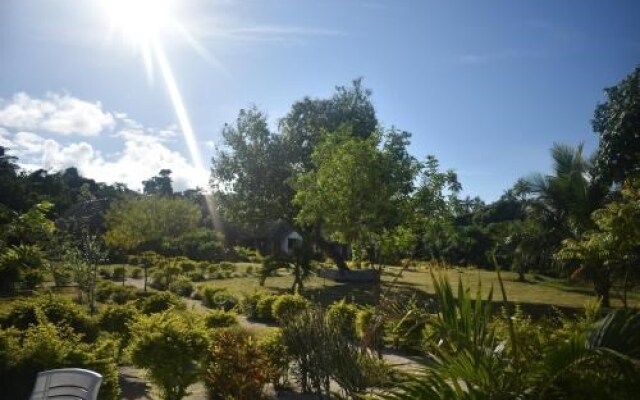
[211,107,296,228]
[199,286,238,311]
[0,295,97,340]
[356,307,385,352]
[204,327,269,400]
[104,196,200,252]
[257,328,290,389]
[131,267,142,278]
[0,244,46,292]
[204,309,238,329]
[239,291,270,319]
[98,303,140,360]
[112,265,125,281]
[557,177,640,306]
[169,276,195,297]
[271,294,309,323]
[326,299,358,340]
[0,323,120,400]
[385,275,640,400]
[128,310,209,400]
[255,294,278,321]
[593,66,640,184]
[282,307,391,397]
[138,291,185,315]
[160,229,225,261]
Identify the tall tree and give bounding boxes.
[593,66,640,185]
[210,107,295,230]
[143,169,174,196]
[104,196,200,252]
[280,78,378,172]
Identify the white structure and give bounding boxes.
[30,368,102,400]
[281,230,303,254]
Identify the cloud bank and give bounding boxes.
[0,92,209,192]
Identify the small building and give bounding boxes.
[253,220,303,255]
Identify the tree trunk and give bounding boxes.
[594,278,611,308]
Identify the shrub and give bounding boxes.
[138,291,184,315]
[100,266,113,279]
[204,328,269,400]
[356,308,385,352]
[204,310,239,329]
[150,270,168,290]
[239,292,268,319]
[0,323,120,400]
[0,295,97,340]
[219,261,236,273]
[96,281,116,303]
[188,271,205,282]
[256,294,278,321]
[199,286,237,311]
[130,267,143,279]
[245,265,254,275]
[326,299,359,340]
[111,285,138,305]
[169,276,194,297]
[112,266,126,281]
[258,328,290,389]
[272,294,310,323]
[98,304,140,360]
[129,310,209,400]
[178,259,198,274]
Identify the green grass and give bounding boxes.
[194,263,640,312]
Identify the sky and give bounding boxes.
[0,0,638,200]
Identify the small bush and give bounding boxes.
[239,292,268,319]
[326,299,358,340]
[188,271,205,282]
[138,291,184,315]
[129,310,208,400]
[100,266,113,279]
[169,276,194,297]
[219,261,236,273]
[272,294,310,323]
[0,295,97,340]
[258,328,290,389]
[256,294,278,321]
[355,308,384,352]
[179,259,198,274]
[0,324,120,400]
[205,328,269,400]
[112,266,126,281]
[199,286,237,311]
[111,285,138,305]
[130,267,143,279]
[245,265,254,275]
[149,270,168,290]
[204,310,239,329]
[96,281,116,303]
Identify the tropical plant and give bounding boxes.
[128,310,209,400]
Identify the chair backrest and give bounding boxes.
[29,368,102,400]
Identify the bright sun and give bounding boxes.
[103,0,175,45]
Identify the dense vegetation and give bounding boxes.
[0,66,638,399]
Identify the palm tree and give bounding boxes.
[526,143,607,239]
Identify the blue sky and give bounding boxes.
[0,0,638,199]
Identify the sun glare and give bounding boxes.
[104,0,174,45]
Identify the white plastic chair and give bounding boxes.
[29,368,102,400]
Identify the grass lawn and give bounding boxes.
[195,263,639,312]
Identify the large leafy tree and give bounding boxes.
[295,128,418,272]
[558,176,640,307]
[143,169,174,196]
[280,78,378,172]
[104,196,200,252]
[593,66,640,184]
[211,107,295,230]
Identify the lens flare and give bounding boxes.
[101,0,222,230]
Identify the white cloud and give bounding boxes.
[0,92,115,136]
[1,92,209,191]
